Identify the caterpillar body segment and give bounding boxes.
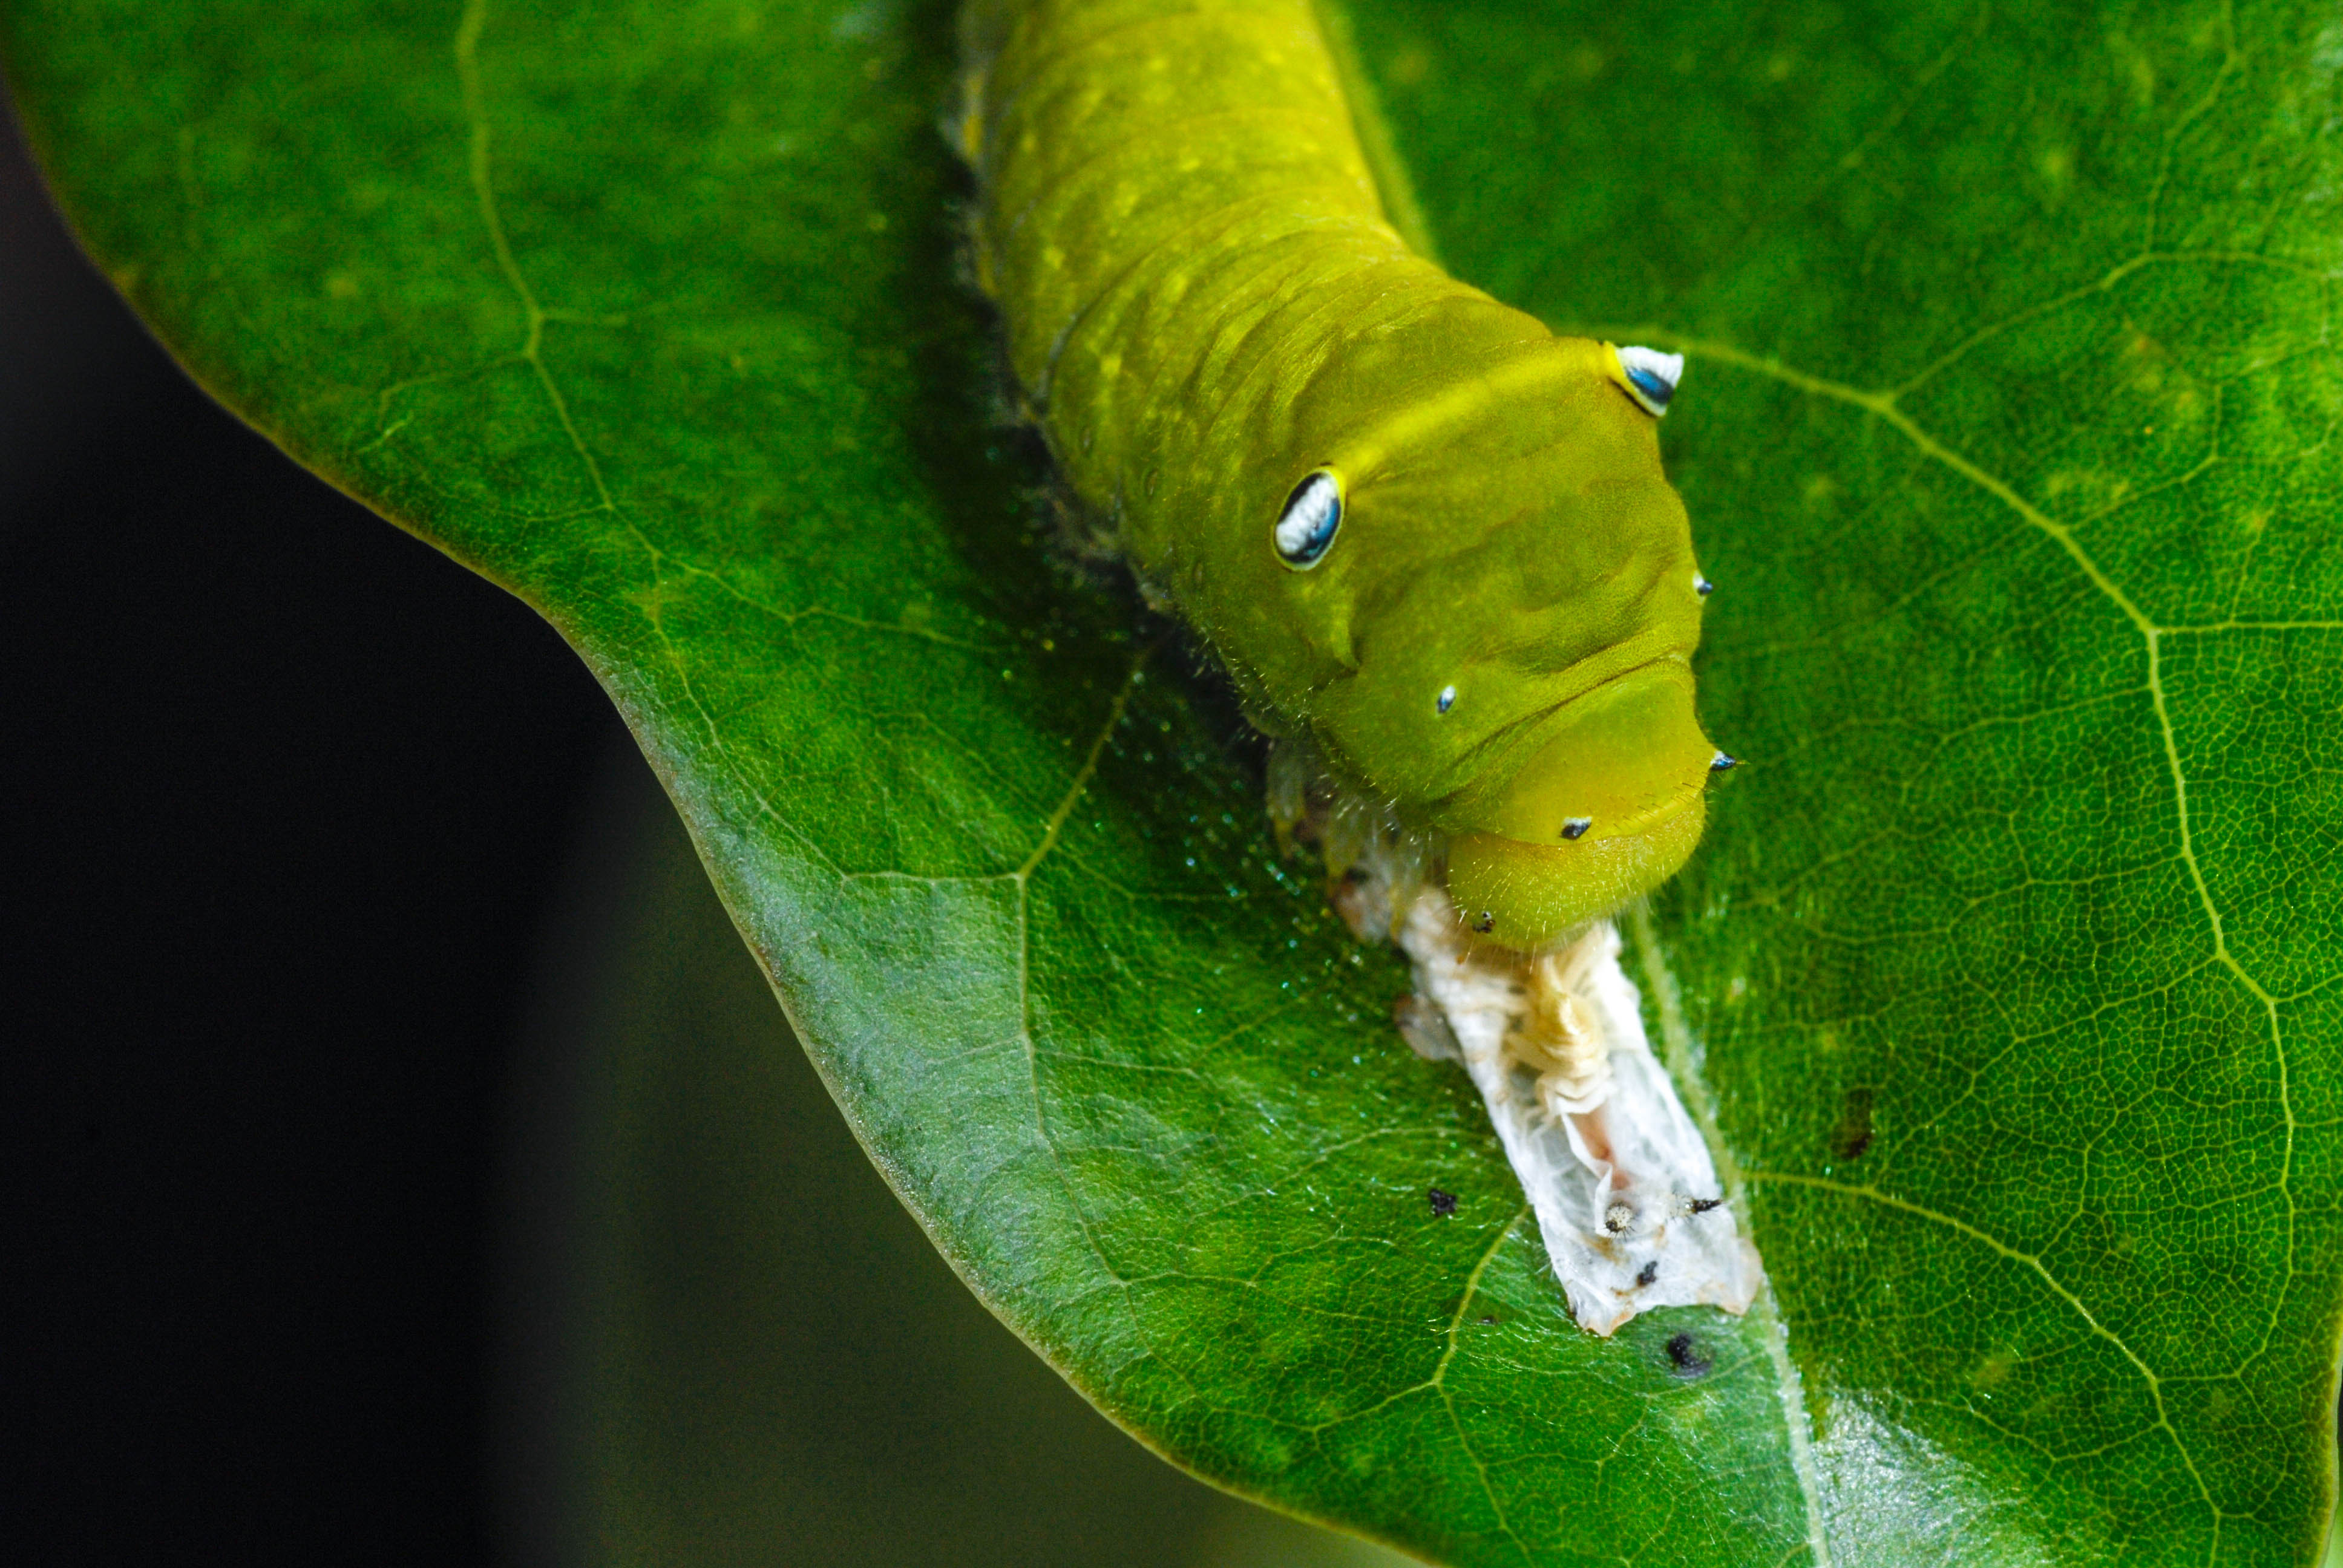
[961,0,1720,950]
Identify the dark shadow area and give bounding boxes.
[2,94,617,1566]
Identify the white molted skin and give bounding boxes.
[1289,734,1764,1334]
[1395,898,1763,1334]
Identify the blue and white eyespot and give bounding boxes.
[1437,684,1457,715]
[1612,345,1684,418]
[1273,468,1343,569]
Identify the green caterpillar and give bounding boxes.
[960,0,1728,950]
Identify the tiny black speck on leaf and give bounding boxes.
[1634,1260,1659,1287]
[1665,1331,1711,1378]
[1476,1313,1496,1325]
[1427,1187,1457,1217]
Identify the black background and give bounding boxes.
[4,100,617,1564]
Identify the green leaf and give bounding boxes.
[534,745,1416,1566]
[7,0,2339,1561]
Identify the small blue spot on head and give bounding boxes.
[1710,752,1738,773]
[1561,817,1592,840]
[1273,469,1342,569]
[1613,345,1684,417]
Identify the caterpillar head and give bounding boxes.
[1267,335,1722,950]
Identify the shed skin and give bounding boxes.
[962,0,1719,947]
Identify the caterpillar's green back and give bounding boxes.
[961,0,1721,948]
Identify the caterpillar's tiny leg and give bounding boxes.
[1265,736,1309,857]
[1280,756,1438,945]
